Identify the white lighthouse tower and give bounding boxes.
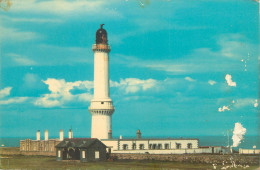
[89,24,115,140]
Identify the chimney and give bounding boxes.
[69,129,73,139]
[108,130,112,139]
[36,130,40,141]
[136,129,142,139]
[120,135,122,139]
[60,129,64,141]
[45,130,48,141]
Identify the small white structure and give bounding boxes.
[68,129,73,139]
[36,130,40,141]
[59,129,64,141]
[45,130,48,141]
[89,24,115,140]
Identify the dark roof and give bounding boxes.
[56,138,106,148]
[96,24,108,44]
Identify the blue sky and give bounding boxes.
[0,0,259,139]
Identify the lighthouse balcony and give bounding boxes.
[89,109,114,116]
[89,101,115,111]
[92,44,111,52]
[89,105,115,110]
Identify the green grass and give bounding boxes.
[0,155,258,170]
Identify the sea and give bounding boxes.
[0,136,259,150]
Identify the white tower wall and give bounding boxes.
[93,51,110,99]
[91,115,112,139]
[89,25,115,140]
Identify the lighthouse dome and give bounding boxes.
[96,24,108,44]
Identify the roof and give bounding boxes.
[55,138,106,148]
[101,137,199,141]
[96,24,108,44]
[199,146,226,148]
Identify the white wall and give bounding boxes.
[111,148,212,154]
[91,115,112,139]
[93,51,110,99]
[239,148,260,154]
[102,139,199,153]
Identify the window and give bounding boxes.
[187,143,192,149]
[101,102,104,104]
[95,151,100,159]
[139,144,144,150]
[176,143,181,149]
[132,143,136,150]
[58,150,61,157]
[123,144,128,150]
[165,144,169,149]
[82,151,85,159]
[158,144,162,149]
[149,144,152,149]
[152,144,157,149]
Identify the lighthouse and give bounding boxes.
[89,24,115,140]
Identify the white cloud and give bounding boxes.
[35,78,158,107]
[218,106,230,112]
[34,78,93,108]
[0,97,28,105]
[1,15,63,23]
[254,99,258,107]
[43,78,93,93]
[232,122,246,147]
[11,17,62,23]
[233,98,258,109]
[113,34,256,75]
[6,53,37,66]
[0,26,41,42]
[0,87,12,99]
[78,93,93,102]
[34,93,62,108]
[111,78,157,94]
[34,77,159,107]
[9,0,120,17]
[184,77,196,82]
[23,73,39,87]
[208,80,216,85]
[0,87,28,105]
[225,74,236,87]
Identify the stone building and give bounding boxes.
[56,138,107,162]
[20,129,72,152]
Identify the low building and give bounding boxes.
[239,148,260,154]
[199,146,231,154]
[56,138,107,162]
[101,130,200,154]
[20,129,70,153]
[20,138,60,152]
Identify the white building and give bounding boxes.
[89,25,200,154]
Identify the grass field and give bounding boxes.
[0,155,259,170]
